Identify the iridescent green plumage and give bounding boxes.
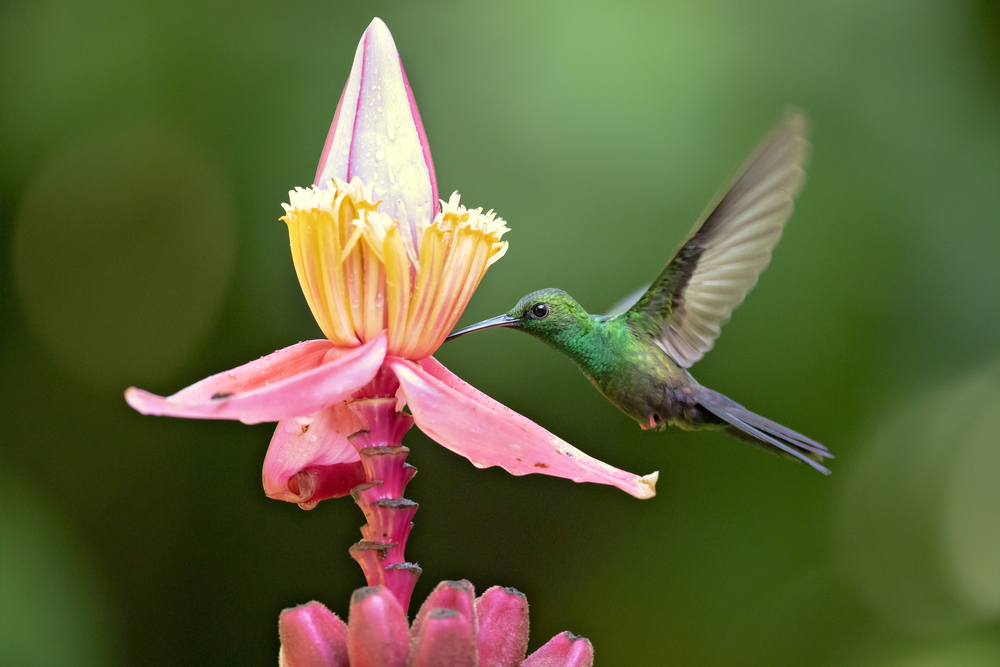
[447,114,832,474]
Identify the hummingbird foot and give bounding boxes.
[640,413,662,430]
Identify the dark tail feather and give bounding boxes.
[695,388,833,475]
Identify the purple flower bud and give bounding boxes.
[523,631,594,667]
[476,586,530,667]
[346,586,410,667]
[282,581,596,666]
[409,608,477,667]
[411,579,477,641]
[278,601,349,667]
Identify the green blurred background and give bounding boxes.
[2,0,998,665]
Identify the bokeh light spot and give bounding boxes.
[12,123,237,385]
[835,362,1000,633]
[865,635,1000,667]
[943,387,1000,617]
[0,469,123,667]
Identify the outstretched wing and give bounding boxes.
[626,113,810,368]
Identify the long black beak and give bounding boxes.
[445,314,519,341]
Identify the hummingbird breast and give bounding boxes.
[573,322,697,430]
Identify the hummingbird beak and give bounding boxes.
[445,314,519,341]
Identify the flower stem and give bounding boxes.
[346,369,422,612]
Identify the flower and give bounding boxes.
[124,17,657,507]
[278,581,595,667]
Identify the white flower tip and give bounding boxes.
[367,17,391,38]
[123,386,141,408]
[637,471,659,498]
[364,18,401,64]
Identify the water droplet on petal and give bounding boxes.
[386,118,396,141]
[375,150,385,160]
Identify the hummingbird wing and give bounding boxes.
[604,283,649,317]
[625,112,810,368]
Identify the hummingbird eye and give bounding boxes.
[530,303,549,319]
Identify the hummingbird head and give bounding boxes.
[446,288,590,343]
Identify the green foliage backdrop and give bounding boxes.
[2,1,998,665]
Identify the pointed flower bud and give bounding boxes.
[315,17,437,256]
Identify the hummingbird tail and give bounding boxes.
[694,388,832,475]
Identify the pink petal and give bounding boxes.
[314,18,437,252]
[409,609,477,667]
[263,403,368,506]
[475,587,529,667]
[346,586,410,667]
[523,632,594,667]
[278,601,349,667]
[124,334,387,424]
[386,357,659,499]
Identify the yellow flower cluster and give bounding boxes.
[282,179,508,360]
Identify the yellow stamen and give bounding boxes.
[383,224,412,353]
[282,180,508,359]
[362,243,386,342]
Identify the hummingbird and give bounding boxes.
[446,113,831,474]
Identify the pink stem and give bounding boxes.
[346,368,421,613]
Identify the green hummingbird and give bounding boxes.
[446,113,831,474]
